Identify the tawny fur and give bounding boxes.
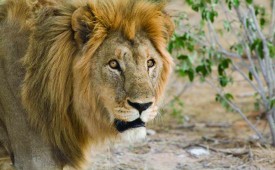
[0,0,174,168]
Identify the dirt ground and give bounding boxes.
[1,0,275,170]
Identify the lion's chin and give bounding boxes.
[119,127,147,142]
[114,118,147,142]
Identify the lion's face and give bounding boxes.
[89,32,163,139]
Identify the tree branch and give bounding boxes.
[267,108,275,146]
[269,0,275,42]
[248,6,275,98]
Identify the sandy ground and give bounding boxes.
[1,0,275,169]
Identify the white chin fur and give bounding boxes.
[119,127,146,142]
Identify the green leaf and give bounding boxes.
[254,5,266,16]
[227,1,233,10]
[177,55,189,60]
[233,0,240,7]
[236,44,243,55]
[187,43,195,52]
[248,71,253,81]
[196,65,209,77]
[223,20,231,32]
[260,18,265,28]
[176,54,195,81]
[219,75,230,87]
[254,99,260,111]
[178,69,187,77]
[230,43,244,55]
[224,93,234,101]
[186,69,195,82]
[270,98,275,109]
[209,10,218,23]
[168,42,173,53]
[201,9,218,23]
[246,18,256,31]
[192,4,200,12]
[196,58,212,77]
[218,64,224,76]
[215,93,234,111]
[251,39,264,59]
[182,32,191,40]
[218,58,231,76]
[246,0,253,4]
[222,58,232,68]
[213,0,219,4]
[177,67,195,82]
[186,0,194,6]
[268,43,275,58]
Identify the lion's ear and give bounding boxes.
[162,11,175,43]
[71,6,95,46]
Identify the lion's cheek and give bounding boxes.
[140,106,158,122]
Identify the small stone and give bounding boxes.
[187,147,210,157]
[146,129,156,136]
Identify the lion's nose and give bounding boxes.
[127,100,153,114]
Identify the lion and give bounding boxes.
[0,0,174,169]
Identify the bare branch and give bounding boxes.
[249,5,275,98]
[267,109,275,146]
[207,21,223,49]
[230,61,262,95]
[243,44,269,108]
[235,6,254,43]
[217,49,241,58]
[270,0,275,41]
[164,83,192,106]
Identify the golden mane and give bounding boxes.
[76,0,174,102]
[19,0,174,168]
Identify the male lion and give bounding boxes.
[0,0,174,169]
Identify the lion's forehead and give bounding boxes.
[114,46,150,62]
[99,32,159,60]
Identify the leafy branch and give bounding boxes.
[170,0,275,146]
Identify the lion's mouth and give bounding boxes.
[114,118,145,132]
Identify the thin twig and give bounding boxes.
[185,143,249,156]
[207,21,223,49]
[269,0,275,41]
[217,49,241,58]
[165,83,192,106]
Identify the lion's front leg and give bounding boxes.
[1,99,63,170]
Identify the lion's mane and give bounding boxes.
[1,0,176,168]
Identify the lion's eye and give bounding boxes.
[147,59,155,68]
[109,60,121,70]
